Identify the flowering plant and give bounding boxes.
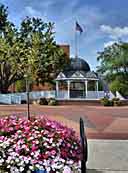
[0,116,81,173]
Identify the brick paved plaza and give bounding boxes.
[0,104,128,139]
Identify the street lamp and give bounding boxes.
[24,74,30,120]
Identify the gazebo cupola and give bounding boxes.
[55,57,99,100]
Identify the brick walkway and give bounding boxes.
[0,104,128,139]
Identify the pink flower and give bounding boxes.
[0,115,81,172]
[25,126,30,132]
[63,166,72,173]
[50,150,56,155]
[67,143,71,147]
[31,145,38,152]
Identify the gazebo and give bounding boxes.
[55,57,100,100]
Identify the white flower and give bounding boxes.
[27,171,31,173]
[28,136,34,141]
[7,165,11,168]
[67,160,74,165]
[35,164,40,168]
[10,166,20,173]
[29,165,34,170]
[31,152,34,155]
[60,158,65,163]
[21,160,24,165]
[49,138,53,143]
[38,134,41,137]
[0,158,4,164]
[10,160,14,164]
[47,167,51,172]
[26,148,29,151]
[20,166,24,172]
[63,166,72,173]
[52,143,56,147]
[17,130,22,133]
[43,142,47,146]
[56,164,64,169]
[15,158,20,163]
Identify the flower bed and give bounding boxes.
[0,116,81,173]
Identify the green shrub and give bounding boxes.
[39,97,48,105]
[48,98,58,106]
[101,97,122,106]
[112,98,121,106]
[113,100,121,106]
[110,80,128,97]
[100,97,113,106]
[21,100,27,104]
[112,97,120,102]
[15,80,26,92]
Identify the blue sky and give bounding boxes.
[1,0,128,70]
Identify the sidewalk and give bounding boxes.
[87,140,128,172]
[87,170,126,173]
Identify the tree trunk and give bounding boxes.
[0,83,10,93]
[0,87,9,93]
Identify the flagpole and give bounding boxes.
[75,21,83,59]
[75,25,78,59]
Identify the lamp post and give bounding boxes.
[24,74,30,120]
[80,118,88,173]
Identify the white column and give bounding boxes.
[96,80,99,98]
[56,81,59,98]
[67,80,70,99]
[85,80,88,98]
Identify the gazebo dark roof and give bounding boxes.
[66,58,90,72]
[56,57,98,80]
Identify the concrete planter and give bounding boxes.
[33,170,47,173]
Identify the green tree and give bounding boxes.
[0,5,68,93]
[97,42,128,96]
[0,5,27,93]
[20,17,68,84]
[0,37,27,93]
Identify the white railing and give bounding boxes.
[56,91,105,100]
[0,91,56,104]
[97,91,105,98]
[0,94,12,104]
[10,95,22,104]
[0,90,106,104]
[57,90,68,99]
[86,91,98,99]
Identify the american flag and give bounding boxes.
[75,21,83,33]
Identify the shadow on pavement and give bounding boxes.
[87,169,103,173]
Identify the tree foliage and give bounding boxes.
[20,17,68,84]
[97,42,128,74]
[97,42,128,96]
[0,5,26,93]
[0,4,68,93]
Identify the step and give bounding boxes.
[87,140,128,171]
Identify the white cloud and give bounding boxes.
[22,2,106,69]
[100,25,128,39]
[25,6,43,18]
[104,41,116,48]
